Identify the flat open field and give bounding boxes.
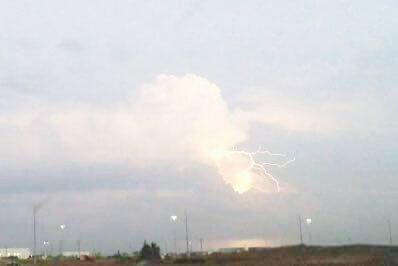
[8,245,398,266]
[168,245,398,265]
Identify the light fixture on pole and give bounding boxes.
[43,241,50,259]
[298,215,303,245]
[59,224,66,255]
[388,220,393,246]
[306,218,312,245]
[184,211,190,257]
[170,215,178,255]
[33,206,38,264]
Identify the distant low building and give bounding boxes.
[62,251,90,258]
[190,251,208,256]
[248,247,271,253]
[218,247,246,254]
[0,248,32,259]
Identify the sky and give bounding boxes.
[0,0,398,254]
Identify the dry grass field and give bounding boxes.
[4,245,398,266]
[168,245,398,265]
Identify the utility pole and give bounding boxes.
[298,215,303,245]
[200,238,204,252]
[43,241,49,259]
[170,215,178,255]
[184,211,190,257]
[33,206,37,264]
[59,224,66,256]
[174,235,177,255]
[388,220,393,246]
[77,240,81,258]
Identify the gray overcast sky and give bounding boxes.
[0,0,398,253]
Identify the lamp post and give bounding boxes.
[77,240,81,258]
[388,220,393,246]
[170,212,190,257]
[184,212,190,257]
[33,207,37,264]
[298,215,303,245]
[306,218,312,245]
[59,224,66,256]
[43,241,49,259]
[32,205,41,264]
[32,198,49,264]
[170,215,178,255]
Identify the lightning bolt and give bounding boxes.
[229,147,295,193]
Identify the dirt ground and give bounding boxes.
[48,254,397,266]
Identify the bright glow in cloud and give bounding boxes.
[212,148,294,194]
[232,170,254,194]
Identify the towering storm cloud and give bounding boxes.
[1,74,294,193]
[0,74,299,193]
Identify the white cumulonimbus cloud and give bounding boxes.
[50,74,248,164]
[0,74,296,193]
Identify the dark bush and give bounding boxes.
[139,241,161,260]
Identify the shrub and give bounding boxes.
[139,241,161,260]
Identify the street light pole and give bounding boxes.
[170,215,178,255]
[185,212,190,257]
[298,215,303,245]
[77,240,81,258]
[59,224,66,256]
[388,220,393,246]
[33,206,38,264]
[173,236,177,255]
[43,241,49,259]
[306,218,312,245]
